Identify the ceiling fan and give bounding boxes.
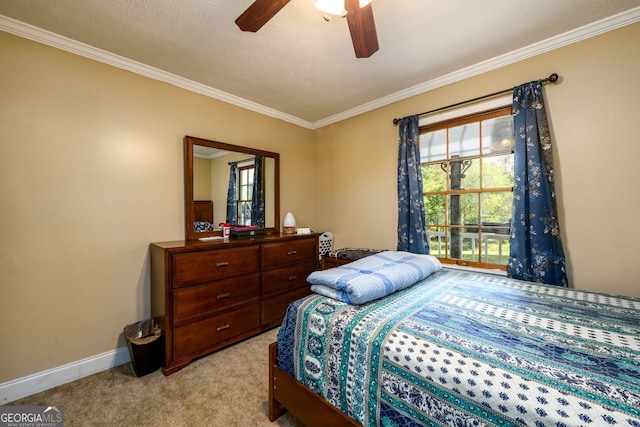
[235,0,379,58]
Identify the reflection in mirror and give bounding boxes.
[185,136,279,241]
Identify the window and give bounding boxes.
[236,165,254,225]
[420,106,513,269]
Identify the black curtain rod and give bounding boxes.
[392,73,559,125]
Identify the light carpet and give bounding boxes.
[7,328,303,427]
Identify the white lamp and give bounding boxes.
[283,212,296,234]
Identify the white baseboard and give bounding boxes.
[1,346,131,404]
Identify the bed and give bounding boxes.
[268,251,640,426]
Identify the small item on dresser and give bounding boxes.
[230,225,265,238]
[283,212,296,234]
[218,223,231,238]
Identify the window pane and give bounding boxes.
[427,227,445,257]
[451,158,479,190]
[245,203,252,224]
[482,115,514,154]
[450,123,479,158]
[420,130,447,162]
[448,228,479,262]
[482,236,510,265]
[482,154,514,188]
[237,201,251,225]
[481,191,513,225]
[448,193,478,227]
[425,195,445,225]
[463,231,481,262]
[422,163,447,192]
[450,193,479,261]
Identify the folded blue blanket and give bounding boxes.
[308,251,441,304]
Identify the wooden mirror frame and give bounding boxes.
[184,135,280,241]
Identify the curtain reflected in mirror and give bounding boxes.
[252,156,265,228]
[225,162,238,224]
[185,136,279,241]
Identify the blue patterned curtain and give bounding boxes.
[508,81,568,286]
[226,162,238,225]
[397,115,429,254]
[251,156,265,228]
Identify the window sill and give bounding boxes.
[442,263,507,276]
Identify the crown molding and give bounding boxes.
[2,6,639,131]
[310,6,640,129]
[0,15,314,129]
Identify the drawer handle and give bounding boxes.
[287,251,297,256]
[216,262,230,268]
[288,275,298,281]
[217,293,230,299]
[216,324,230,332]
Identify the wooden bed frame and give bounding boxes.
[268,255,363,425]
[193,200,213,224]
[268,342,360,427]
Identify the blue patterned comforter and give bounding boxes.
[277,268,640,426]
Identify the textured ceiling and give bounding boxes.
[1,0,639,128]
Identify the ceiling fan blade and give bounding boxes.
[235,0,291,32]
[345,0,379,58]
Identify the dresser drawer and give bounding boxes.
[262,260,316,298]
[172,245,259,288]
[261,238,317,270]
[173,273,260,323]
[261,287,312,328]
[173,302,260,359]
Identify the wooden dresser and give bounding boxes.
[151,233,318,375]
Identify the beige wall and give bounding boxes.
[314,23,640,299]
[193,157,212,200]
[1,22,639,386]
[0,31,315,383]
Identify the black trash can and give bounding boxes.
[124,321,163,377]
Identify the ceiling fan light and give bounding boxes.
[315,0,345,16]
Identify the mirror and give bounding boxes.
[184,135,280,241]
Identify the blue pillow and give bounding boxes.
[307,251,441,304]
